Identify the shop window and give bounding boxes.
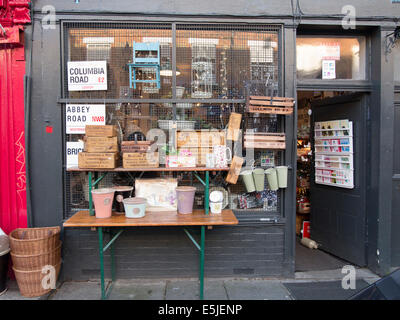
[297,36,367,80]
[63,23,283,219]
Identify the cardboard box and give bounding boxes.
[135,178,177,211]
[84,136,118,153]
[85,125,117,137]
[123,152,159,168]
[78,152,118,169]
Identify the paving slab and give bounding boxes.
[109,280,166,300]
[0,280,53,300]
[50,281,108,300]
[295,267,380,281]
[166,280,228,300]
[224,279,292,300]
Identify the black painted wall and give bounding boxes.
[392,100,400,267]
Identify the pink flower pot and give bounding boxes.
[91,188,115,219]
[176,186,196,214]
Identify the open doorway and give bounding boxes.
[295,91,368,272]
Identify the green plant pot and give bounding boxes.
[265,168,278,191]
[240,170,256,193]
[252,168,265,192]
[276,166,288,188]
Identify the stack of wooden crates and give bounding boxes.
[78,125,119,169]
[176,130,226,166]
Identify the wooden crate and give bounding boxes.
[123,152,159,168]
[85,125,117,137]
[177,130,225,148]
[78,152,119,169]
[177,147,213,166]
[244,132,286,149]
[121,141,155,153]
[247,96,294,115]
[84,136,118,153]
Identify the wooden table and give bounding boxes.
[64,209,238,300]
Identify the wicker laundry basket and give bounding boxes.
[13,262,61,297]
[9,227,61,255]
[11,243,62,271]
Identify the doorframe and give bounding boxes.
[295,91,370,268]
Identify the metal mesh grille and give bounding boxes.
[62,22,282,219]
[176,24,280,99]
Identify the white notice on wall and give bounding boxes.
[322,60,336,79]
[66,104,105,134]
[67,61,107,91]
[321,43,341,61]
[66,141,84,169]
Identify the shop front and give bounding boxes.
[26,1,399,283]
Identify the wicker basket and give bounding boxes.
[13,262,61,297]
[11,243,62,271]
[9,227,61,255]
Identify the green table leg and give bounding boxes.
[98,227,106,300]
[205,171,209,215]
[199,225,205,300]
[89,172,94,216]
[111,231,116,282]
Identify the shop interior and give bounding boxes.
[295,90,353,272]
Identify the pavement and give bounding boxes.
[0,267,381,300]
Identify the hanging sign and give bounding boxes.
[67,61,107,91]
[66,104,106,134]
[322,60,336,79]
[66,141,84,169]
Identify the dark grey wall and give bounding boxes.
[25,17,64,228]
[368,28,395,274]
[392,98,400,267]
[63,225,285,280]
[33,0,400,19]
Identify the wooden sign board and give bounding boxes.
[226,113,242,141]
[226,156,244,184]
[248,105,293,115]
[247,96,294,115]
[244,133,286,150]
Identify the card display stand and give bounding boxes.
[314,119,354,189]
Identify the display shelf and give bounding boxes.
[313,180,354,189]
[67,167,229,172]
[314,120,354,189]
[315,166,354,171]
[69,166,228,216]
[314,135,353,139]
